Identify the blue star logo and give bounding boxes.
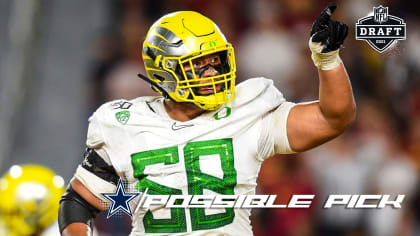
[101,178,139,218]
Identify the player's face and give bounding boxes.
[182,54,223,95]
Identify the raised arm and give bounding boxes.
[286,4,356,152]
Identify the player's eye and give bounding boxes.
[193,61,202,68]
[210,57,220,64]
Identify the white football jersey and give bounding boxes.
[74,78,296,235]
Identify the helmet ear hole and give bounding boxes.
[144,47,156,60]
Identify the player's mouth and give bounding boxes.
[196,84,223,95]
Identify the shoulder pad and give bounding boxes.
[90,100,130,127]
[232,77,286,108]
[86,99,132,148]
[105,99,135,111]
[86,97,162,147]
[93,97,144,124]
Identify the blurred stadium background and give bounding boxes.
[0,0,419,235]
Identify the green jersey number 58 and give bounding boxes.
[131,138,237,233]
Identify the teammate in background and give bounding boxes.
[0,164,65,236]
[59,4,355,236]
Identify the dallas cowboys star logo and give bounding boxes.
[101,178,139,218]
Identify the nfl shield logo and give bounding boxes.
[374,6,388,23]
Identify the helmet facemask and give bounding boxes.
[163,46,236,110]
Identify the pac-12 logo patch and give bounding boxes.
[356,6,406,53]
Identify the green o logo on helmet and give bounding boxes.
[209,41,216,48]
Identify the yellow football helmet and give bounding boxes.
[141,11,236,110]
[0,165,65,236]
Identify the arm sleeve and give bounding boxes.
[257,101,296,161]
[58,185,99,233]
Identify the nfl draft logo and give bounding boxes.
[374,6,388,23]
[356,6,406,53]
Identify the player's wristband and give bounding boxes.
[309,39,342,70]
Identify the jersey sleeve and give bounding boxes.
[255,81,296,161]
[73,105,118,202]
[86,110,105,148]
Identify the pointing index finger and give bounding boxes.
[324,3,337,16]
[317,3,337,25]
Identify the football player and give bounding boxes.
[59,4,355,236]
[0,164,65,236]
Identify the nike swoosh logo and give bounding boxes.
[171,122,194,131]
